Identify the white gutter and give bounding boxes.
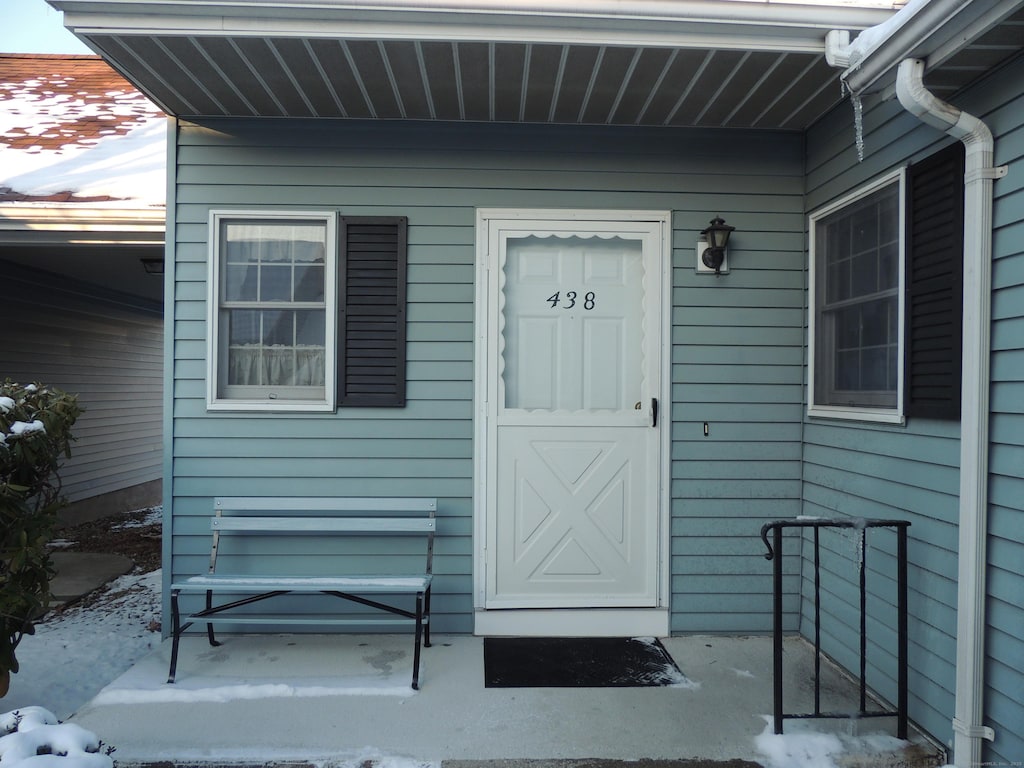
[895,58,1006,768]
[54,0,894,52]
[54,0,898,29]
[841,0,1022,95]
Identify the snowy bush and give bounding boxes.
[0,707,113,767]
[1,381,81,687]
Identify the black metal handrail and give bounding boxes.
[760,518,910,738]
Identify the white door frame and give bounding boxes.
[472,208,673,637]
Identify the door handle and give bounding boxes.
[651,397,658,428]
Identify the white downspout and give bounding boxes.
[895,58,1006,767]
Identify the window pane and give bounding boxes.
[827,262,848,303]
[827,217,850,261]
[294,239,325,263]
[228,309,259,345]
[294,264,325,302]
[861,347,889,390]
[225,264,258,301]
[878,194,899,243]
[836,307,860,349]
[263,238,293,263]
[836,350,859,390]
[224,235,260,263]
[501,235,644,411]
[851,251,878,297]
[296,310,325,346]
[262,310,293,346]
[260,264,292,301]
[879,243,899,291]
[851,204,878,253]
[860,299,892,347]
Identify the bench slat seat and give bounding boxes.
[176,614,424,626]
[211,517,436,533]
[173,574,432,592]
[167,497,436,690]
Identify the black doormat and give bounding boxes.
[483,636,685,688]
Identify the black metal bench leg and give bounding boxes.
[205,590,221,647]
[423,586,432,648]
[167,590,182,684]
[411,592,424,690]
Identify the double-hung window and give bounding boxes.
[208,211,337,411]
[809,170,906,423]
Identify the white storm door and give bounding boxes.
[484,216,663,609]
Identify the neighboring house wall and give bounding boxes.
[169,119,807,634]
[802,56,1024,761]
[0,263,163,522]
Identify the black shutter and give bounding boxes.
[905,143,964,420]
[337,216,407,407]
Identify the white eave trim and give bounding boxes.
[56,0,896,53]
[0,205,165,245]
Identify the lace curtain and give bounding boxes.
[228,347,326,387]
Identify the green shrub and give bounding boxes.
[0,381,81,682]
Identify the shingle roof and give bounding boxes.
[0,53,165,205]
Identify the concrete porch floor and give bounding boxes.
[67,634,945,767]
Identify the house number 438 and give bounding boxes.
[547,291,596,310]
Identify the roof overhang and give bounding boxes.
[0,205,165,248]
[838,0,1024,96]
[49,0,901,130]
[0,205,165,303]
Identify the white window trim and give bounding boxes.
[807,169,906,425]
[206,209,337,412]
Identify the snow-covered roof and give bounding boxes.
[0,53,166,208]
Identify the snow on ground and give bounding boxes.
[1,566,161,767]
[2,568,161,720]
[753,717,933,768]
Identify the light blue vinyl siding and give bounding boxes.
[169,119,806,635]
[803,55,1024,762]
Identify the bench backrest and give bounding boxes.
[208,497,436,576]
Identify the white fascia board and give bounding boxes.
[57,0,895,52]
[0,205,165,245]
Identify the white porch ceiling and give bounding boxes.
[53,1,1024,130]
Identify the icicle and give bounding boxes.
[852,93,865,162]
[842,80,866,162]
[852,518,868,572]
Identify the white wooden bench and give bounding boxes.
[168,496,437,689]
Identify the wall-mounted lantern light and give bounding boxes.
[697,216,735,275]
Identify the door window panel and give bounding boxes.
[501,235,644,412]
